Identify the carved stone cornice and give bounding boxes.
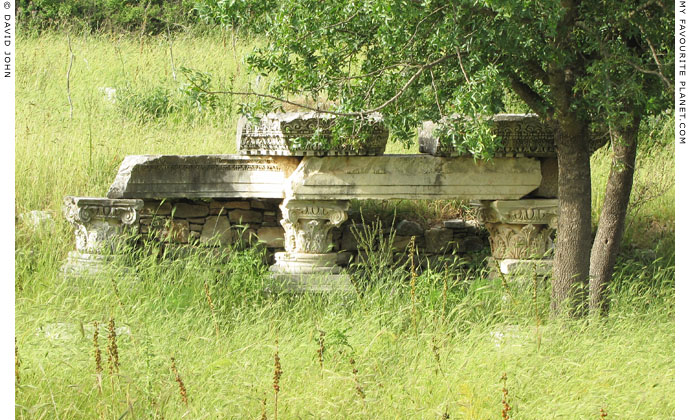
[237,112,388,156]
[279,200,349,254]
[419,114,556,157]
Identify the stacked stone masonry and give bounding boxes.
[127,198,491,266]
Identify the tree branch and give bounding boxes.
[198,54,455,117]
[642,34,673,92]
[402,5,448,51]
[455,47,471,85]
[429,68,444,118]
[507,73,553,117]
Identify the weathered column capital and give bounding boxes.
[62,197,143,274]
[279,199,349,254]
[475,199,558,267]
[270,199,352,292]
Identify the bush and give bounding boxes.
[116,84,174,121]
[17,0,199,34]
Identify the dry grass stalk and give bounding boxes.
[260,395,268,420]
[110,277,124,310]
[442,262,449,323]
[15,337,20,385]
[533,271,542,351]
[501,372,511,420]
[170,357,188,406]
[316,330,325,376]
[93,321,102,374]
[493,260,515,303]
[273,340,282,420]
[431,336,442,375]
[408,236,418,334]
[66,33,74,119]
[93,321,103,392]
[107,317,119,374]
[204,282,220,341]
[349,357,366,401]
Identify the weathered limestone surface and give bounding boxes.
[285,155,541,200]
[534,157,558,198]
[200,215,234,245]
[396,220,424,237]
[418,114,556,158]
[269,199,353,291]
[257,226,285,248]
[62,197,143,274]
[237,112,388,156]
[498,258,553,276]
[107,155,300,199]
[477,199,558,262]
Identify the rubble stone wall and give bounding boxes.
[137,198,489,266]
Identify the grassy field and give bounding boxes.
[16,32,675,419]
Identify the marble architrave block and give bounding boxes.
[269,199,354,292]
[476,199,558,263]
[62,197,143,274]
[107,155,300,199]
[285,155,542,201]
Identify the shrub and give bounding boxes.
[17,0,198,34]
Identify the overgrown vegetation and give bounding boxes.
[17,0,199,34]
[15,31,674,418]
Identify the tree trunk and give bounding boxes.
[589,116,641,315]
[552,118,592,317]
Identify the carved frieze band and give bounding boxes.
[477,199,558,227]
[63,197,143,254]
[279,199,349,254]
[238,112,388,156]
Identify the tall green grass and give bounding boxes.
[15,223,674,419]
[16,31,258,214]
[16,32,674,419]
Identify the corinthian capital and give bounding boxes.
[279,199,349,254]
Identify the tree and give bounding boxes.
[197,0,673,315]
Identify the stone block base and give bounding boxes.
[490,258,553,276]
[271,252,342,274]
[268,272,355,293]
[269,252,354,292]
[61,251,114,275]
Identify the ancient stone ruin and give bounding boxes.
[63,113,559,291]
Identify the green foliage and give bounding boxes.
[116,84,174,120]
[15,33,675,419]
[178,66,221,112]
[199,0,672,157]
[195,0,273,33]
[114,68,227,121]
[17,0,199,34]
